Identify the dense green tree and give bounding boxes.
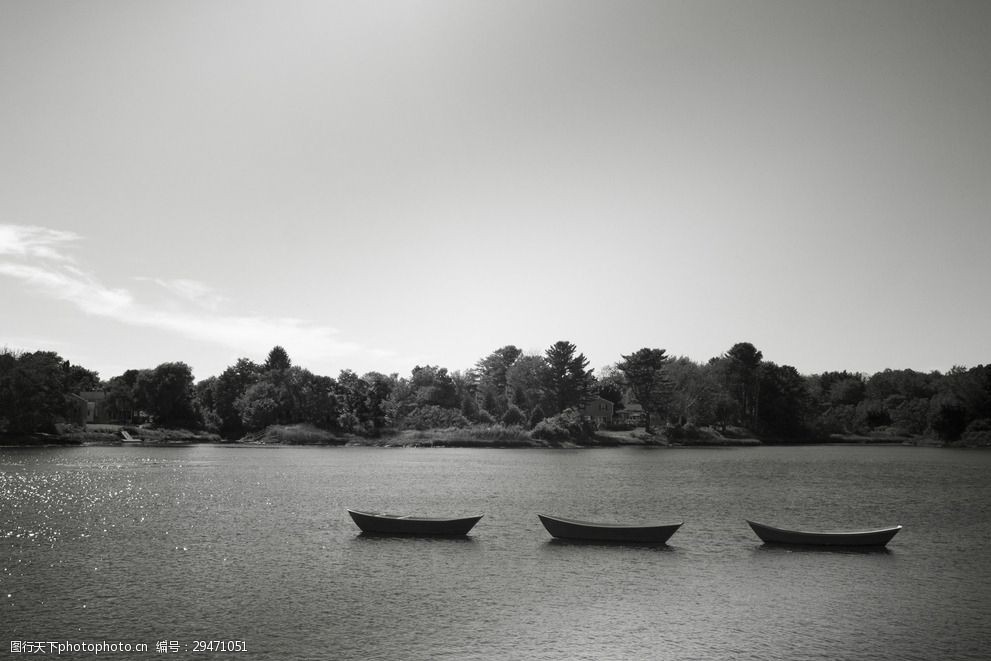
[828,377,866,407]
[755,362,811,437]
[666,357,713,425]
[474,345,522,416]
[403,405,469,430]
[0,350,69,433]
[62,362,100,393]
[506,354,549,414]
[285,367,337,427]
[542,341,593,415]
[616,348,671,432]
[866,369,937,402]
[502,404,526,427]
[449,370,478,420]
[198,354,337,433]
[594,365,626,415]
[103,369,143,423]
[597,382,625,413]
[510,385,531,412]
[688,362,735,428]
[195,376,217,412]
[212,358,261,435]
[815,371,866,406]
[264,345,292,371]
[856,400,891,429]
[807,371,868,435]
[710,392,741,432]
[929,395,968,442]
[134,362,199,428]
[361,372,394,430]
[528,405,546,429]
[251,348,300,425]
[410,365,459,409]
[481,389,498,415]
[386,365,460,428]
[236,381,280,430]
[938,365,991,425]
[460,392,480,422]
[336,369,371,428]
[195,376,221,431]
[721,342,763,426]
[887,396,931,435]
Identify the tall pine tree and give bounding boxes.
[542,340,593,414]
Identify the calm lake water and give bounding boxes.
[2,445,990,660]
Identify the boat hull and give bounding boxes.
[538,514,682,543]
[347,509,482,536]
[747,520,901,547]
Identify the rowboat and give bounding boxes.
[746,520,902,547]
[538,514,683,544]
[347,509,483,536]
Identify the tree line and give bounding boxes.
[2,341,989,444]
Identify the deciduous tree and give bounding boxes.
[755,362,810,437]
[474,345,522,416]
[0,350,69,433]
[213,359,261,435]
[134,362,199,428]
[616,348,671,432]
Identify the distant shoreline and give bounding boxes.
[3,424,972,449]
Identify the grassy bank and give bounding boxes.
[54,424,222,445]
[240,424,350,445]
[348,424,760,448]
[343,425,541,448]
[825,431,924,445]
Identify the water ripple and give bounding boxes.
[2,445,990,660]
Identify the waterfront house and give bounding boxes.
[583,396,614,425]
[76,390,112,423]
[614,401,646,427]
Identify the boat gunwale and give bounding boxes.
[538,513,683,530]
[347,508,483,524]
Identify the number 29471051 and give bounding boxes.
[192,640,247,653]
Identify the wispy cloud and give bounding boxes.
[0,225,80,262]
[0,223,371,363]
[0,262,134,315]
[137,277,229,311]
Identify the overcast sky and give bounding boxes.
[2,0,989,382]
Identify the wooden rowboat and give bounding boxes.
[538,514,682,544]
[347,509,483,536]
[747,520,902,547]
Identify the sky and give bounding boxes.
[2,0,990,382]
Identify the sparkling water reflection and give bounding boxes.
[2,445,990,660]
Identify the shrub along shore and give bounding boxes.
[5,422,938,449]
